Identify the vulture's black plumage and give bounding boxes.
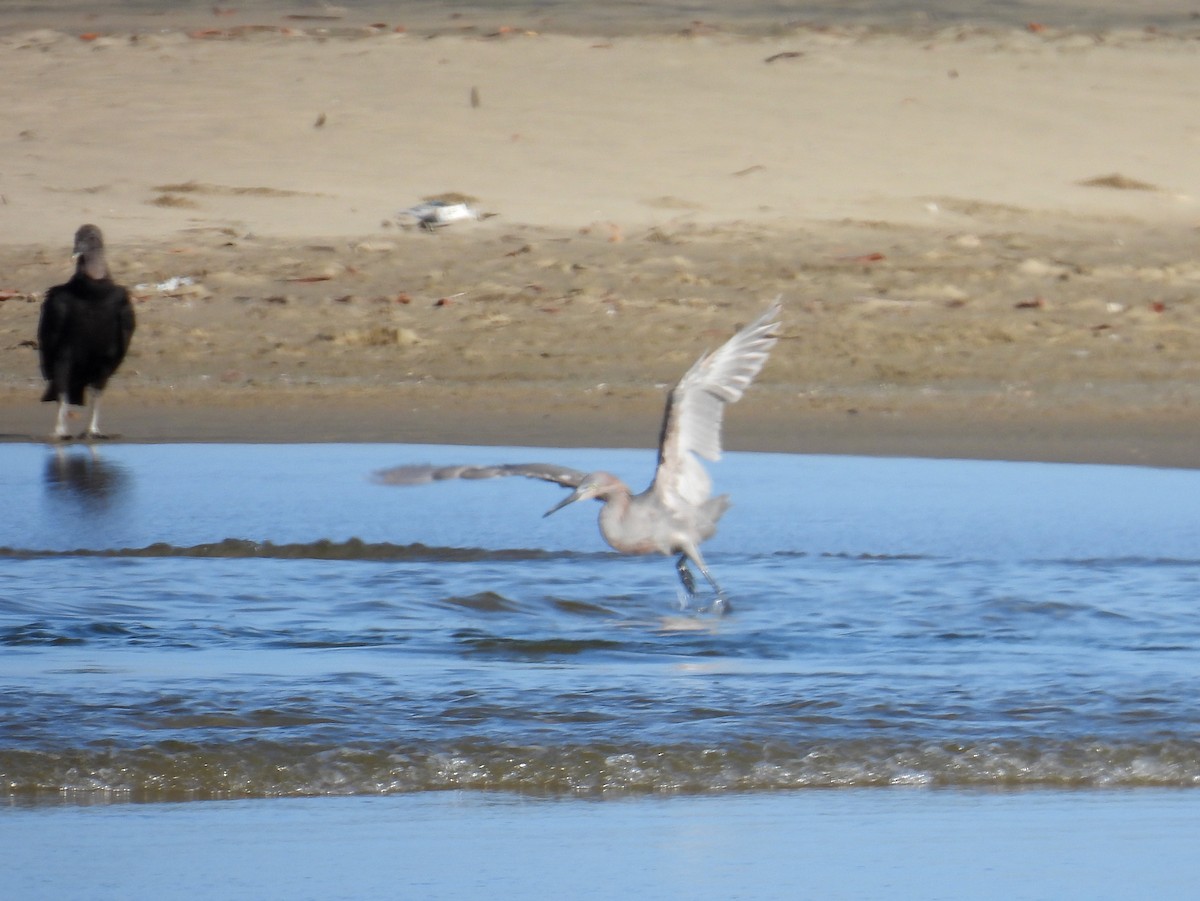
[37,224,136,439]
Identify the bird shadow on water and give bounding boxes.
[42,445,132,514]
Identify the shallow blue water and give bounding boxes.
[9,790,1200,901]
[3,443,1199,801]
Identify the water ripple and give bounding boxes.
[4,739,1200,804]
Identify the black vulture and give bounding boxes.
[37,224,136,440]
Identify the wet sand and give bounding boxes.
[1,16,1198,466]
[4,221,1199,467]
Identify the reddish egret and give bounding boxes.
[38,225,136,440]
[376,300,782,611]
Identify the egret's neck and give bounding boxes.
[595,480,635,533]
[589,473,632,505]
[596,484,661,556]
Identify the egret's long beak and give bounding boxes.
[543,487,584,518]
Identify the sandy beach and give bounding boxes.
[2,10,1199,465]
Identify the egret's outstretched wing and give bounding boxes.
[374,462,587,489]
[653,300,782,508]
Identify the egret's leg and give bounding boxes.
[675,555,698,597]
[682,546,731,616]
[53,394,72,440]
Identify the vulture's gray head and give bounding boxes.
[72,224,109,280]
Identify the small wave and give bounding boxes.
[1,620,159,648]
[0,539,582,563]
[1044,556,1200,568]
[455,630,626,658]
[5,739,1199,804]
[438,592,525,614]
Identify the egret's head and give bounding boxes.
[543,472,621,517]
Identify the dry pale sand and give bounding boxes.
[1,15,1198,466]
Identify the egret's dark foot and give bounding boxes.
[675,556,697,597]
[50,432,74,443]
[81,431,115,441]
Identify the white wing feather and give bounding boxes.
[653,300,781,508]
